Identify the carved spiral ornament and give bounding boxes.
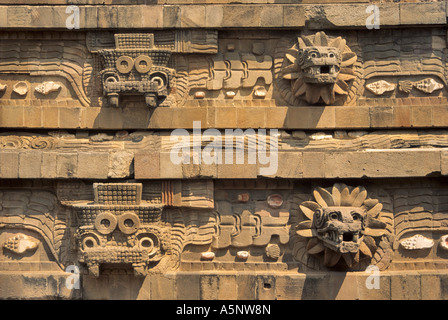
[275,31,359,105]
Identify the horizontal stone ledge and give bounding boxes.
[0,3,445,29]
[1,148,445,179]
[0,105,447,130]
[2,269,448,299]
[0,271,82,300]
[0,150,134,179]
[0,0,367,4]
[134,149,445,179]
[168,270,448,300]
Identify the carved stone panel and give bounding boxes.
[70,183,169,276]
[291,183,394,271]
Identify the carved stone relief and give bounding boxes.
[0,29,446,109]
[56,180,217,275]
[97,34,175,108]
[359,29,447,105]
[0,190,68,270]
[390,186,448,270]
[205,52,273,92]
[275,31,360,105]
[1,129,448,152]
[366,80,396,95]
[399,78,444,94]
[175,184,294,267]
[292,183,394,271]
[13,81,28,96]
[0,32,91,106]
[400,234,434,250]
[35,81,62,95]
[70,183,170,276]
[3,233,39,254]
[212,199,290,249]
[2,180,448,277]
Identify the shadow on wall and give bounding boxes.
[93,100,155,130]
[301,272,358,300]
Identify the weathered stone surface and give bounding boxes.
[262,152,302,178]
[400,2,446,25]
[0,272,82,299]
[41,152,57,178]
[335,107,370,128]
[324,150,441,178]
[0,151,19,178]
[56,153,78,178]
[0,3,445,29]
[390,272,422,300]
[108,151,134,178]
[302,152,325,178]
[0,104,447,130]
[160,152,183,178]
[442,150,448,176]
[77,152,109,179]
[134,151,160,179]
[1,0,448,302]
[18,151,42,178]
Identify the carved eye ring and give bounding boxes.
[150,72,168,90]
[105,76,117,83]
[94,212,117,235]
[151,76,165,89]
[134,55,152,74]
[310,52,318,58]
[329,212,339,220]
[329,52,335,58]
[137,233,160,257]
[117,212,140,235]
[351,211,363,222]
[81,233,101,251]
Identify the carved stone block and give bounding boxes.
[97,33,175,108]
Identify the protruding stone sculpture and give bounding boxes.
[13,81,28,96]
[98,33,175,108]
[400,234,434,250]
[440,235,448,250]
[3,233,39,254]
[399,78,444,94]
[293,183,393,270]
[35,81,61,95]
[72,183,169,277]
[279,31,357,105]
[366,80,396,95]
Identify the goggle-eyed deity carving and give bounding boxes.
[72,183,169,277]
[98,34,175,108]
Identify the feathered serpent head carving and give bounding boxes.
[281,32,357,105]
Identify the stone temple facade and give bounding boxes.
[0,0,448,300]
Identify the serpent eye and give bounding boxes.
[310,52,318,58]
[329,52,335,58]
[329,212,339,220]
[351,211,363,222]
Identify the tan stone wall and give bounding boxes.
[1,1,448,300]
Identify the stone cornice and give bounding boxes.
[0,104,446,130]
[0,2,446,29]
